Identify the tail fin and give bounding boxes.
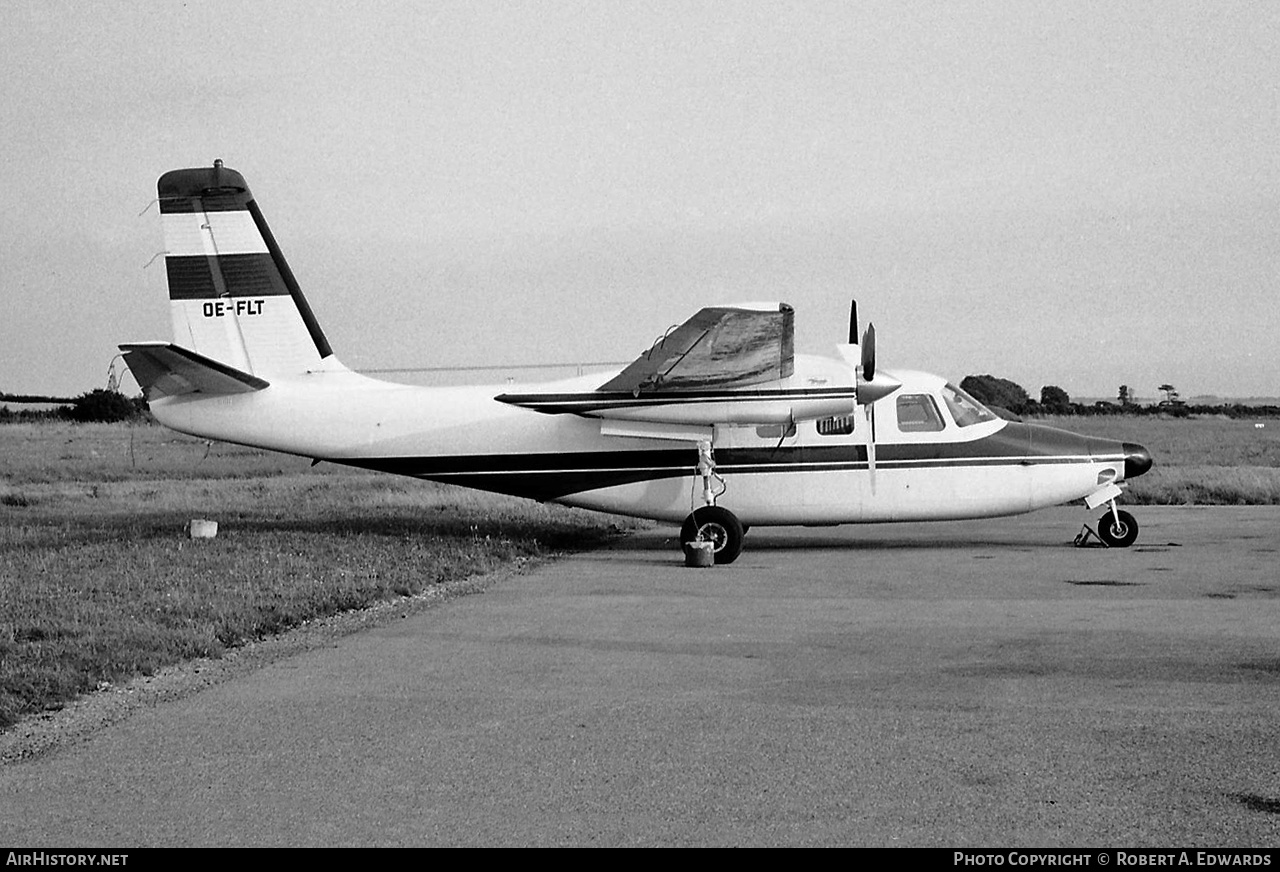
[155,161,340,378]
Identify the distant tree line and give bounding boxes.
[960,375,1280,419]
[0,389,148,424]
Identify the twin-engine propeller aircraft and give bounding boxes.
[121,162,1153,564]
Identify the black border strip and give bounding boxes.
[246,199,334,359]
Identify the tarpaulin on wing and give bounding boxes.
[598,304,794,394]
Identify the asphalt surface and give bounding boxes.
[2,506,1279,847]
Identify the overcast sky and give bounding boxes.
[3,0,1277,399]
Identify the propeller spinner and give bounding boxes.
[835,302,902,404]
[853,323,901,405]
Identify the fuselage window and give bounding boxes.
[896,394,945,432]
[816,415,855,436]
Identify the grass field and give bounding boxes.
[1035,414,1280,505]
[0,423,628,730]
[2,414,1278,730]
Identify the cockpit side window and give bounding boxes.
[896,394,945,432]
[941,383,998,427]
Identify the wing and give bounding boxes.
[597,303,794,394]
[495,302,858,427]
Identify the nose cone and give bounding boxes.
[1123,443,1153,479]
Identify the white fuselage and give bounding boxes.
[150,356,1131,527]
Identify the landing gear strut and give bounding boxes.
[680,442,743,564]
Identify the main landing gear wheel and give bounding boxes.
[1097,509,1139,548]
[680,506,744,565]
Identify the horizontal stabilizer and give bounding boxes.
[119,342,270,399]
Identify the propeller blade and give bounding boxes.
[865,403,877,495]
[860,323,876,381]
[836,301,861,369]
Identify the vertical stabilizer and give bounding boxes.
[157,161,339,378]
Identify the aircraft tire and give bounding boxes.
[681,506,744,565]
[1097,509,1139,548]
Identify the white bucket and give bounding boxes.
[188,519,218,539]
[683,541,715,567]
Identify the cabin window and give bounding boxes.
[756,422,796,439]
[817,415,855,436]
[941,383,998,427]
[896,394,945,432]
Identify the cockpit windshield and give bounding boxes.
[941,383,998,427]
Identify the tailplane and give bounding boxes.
[143,160,341,380]
[119,342,269,399]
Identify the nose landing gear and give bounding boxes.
[1075,502,1140,548]
[1096,507,1139,548]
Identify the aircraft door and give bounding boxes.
[801,413,863,518]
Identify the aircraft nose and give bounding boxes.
[1123,443,1153,479]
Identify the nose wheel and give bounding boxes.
[1097,508,1139,548]
[1075,506,1140,548]
[680,506,744,565]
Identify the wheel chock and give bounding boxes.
[1073,523,1109,548]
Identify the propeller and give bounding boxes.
[836,301,901,494]
[854,323,900,405]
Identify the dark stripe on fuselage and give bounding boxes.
[332,424,1122,502]
[339,449,689,501]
